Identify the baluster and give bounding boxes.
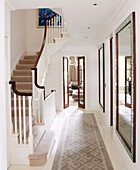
[23,96,26,144]
[38,99,40,123]
[28,96,32,135]
[62,16,64,33]
[49,19,51,44]
[14,93,17,134]
[59,15,61,38]
[54,16,55,40]
[64,22,65,33]
[28,96,33,153]
[18,96,22,144]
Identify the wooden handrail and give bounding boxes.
[9,81,32,96]
[32,68,45,100]
[34,13,57,67]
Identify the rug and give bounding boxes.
[52,114,113,170]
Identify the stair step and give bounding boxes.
[13,70,32,76]
[11,76,32,82]
[29,130,55,166]
[32,125,46,149]
[19,59,36,65]
[24,55,38,60]
[16,82,32,90]
[16,64,34,70]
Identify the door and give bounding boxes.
[63,57,69,108]
[125,56,131,108]
[78,57,85,108]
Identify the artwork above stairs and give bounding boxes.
[9,11,70,166]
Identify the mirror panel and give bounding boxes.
[98,44,105,112]
[115,12,136,162]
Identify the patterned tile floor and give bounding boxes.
[9,106,128,170]
[52,113,113,170]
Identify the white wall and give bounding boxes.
[25,9,43,53]
[44,42,98,111]
[11,9,44,70]
[97,0,140,169]
[11,10,27,70]
[0,0,7,169]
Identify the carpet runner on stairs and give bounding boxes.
[11,54,55,166]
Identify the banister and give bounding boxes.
[32,68,56,100]
[45,90,56,100]
[31,68,45,100]
[9,81,32,96]
[34,13,57,68]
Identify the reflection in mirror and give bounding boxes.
[116,12,136,162]
[118,23,131,148]
[98,44,105,112]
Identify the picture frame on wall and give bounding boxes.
[37,8,62,28]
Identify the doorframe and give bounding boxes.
[110,37,113,126]
[78,56,85,109]
[62,56,86,109]
[63,57,69,109]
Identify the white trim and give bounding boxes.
[5,1,15,10]
[11,51,27,74]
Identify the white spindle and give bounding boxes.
[51,18,53,44]
[28,96,32,136]
[47,20,49,44]
[23,96,26,144]
[59,15,61,38]
[49,19,51,44]
[54,16,55,40]
[64,22,65,33]
[62,16,64,33]
[14,93,17,134]
[28,96,33,153]
[38,100,40,123]
[18,96,22,144]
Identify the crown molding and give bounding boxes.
[5,0,15,10]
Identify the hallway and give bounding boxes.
[9,106,127,170]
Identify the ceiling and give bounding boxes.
[7,0,127,45]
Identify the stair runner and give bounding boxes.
[11,54,55,166]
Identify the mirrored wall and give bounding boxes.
[115,12,136,162]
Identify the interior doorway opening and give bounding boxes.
[63,56,85,109]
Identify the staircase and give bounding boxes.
[9,11,69,166]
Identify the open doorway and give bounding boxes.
[63,56,85,109]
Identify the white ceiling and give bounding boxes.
[7,0,127,45]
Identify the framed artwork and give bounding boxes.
[37,8,62,28]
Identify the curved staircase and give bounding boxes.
[10,53,55,166]
[9,10,69,166]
